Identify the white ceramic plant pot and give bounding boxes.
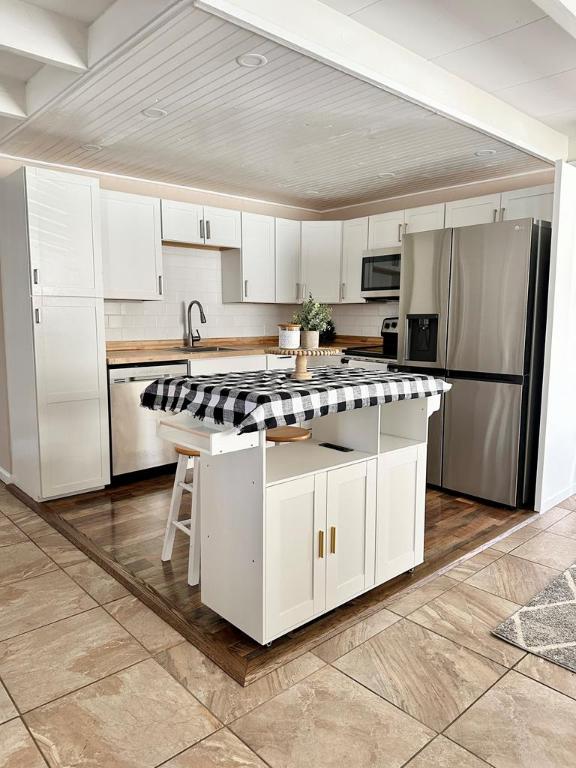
[278,323,300,349]
[300,330,319,349]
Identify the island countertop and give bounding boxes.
[141,366,450,433]
[106,336,379,365]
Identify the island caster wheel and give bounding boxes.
[408,567,416,574]
[266,641,273,647]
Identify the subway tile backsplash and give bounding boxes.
[104,246,398,341]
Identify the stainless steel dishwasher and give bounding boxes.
[109,362,188,476]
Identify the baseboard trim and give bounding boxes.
[0,466,12,485]
[537,483,576,513]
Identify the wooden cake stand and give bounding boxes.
[266,347,342,381]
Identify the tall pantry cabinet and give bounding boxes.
[0,167,109,501]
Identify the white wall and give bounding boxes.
[105,246,299,341]
[0,265,11,480]
[536,161,576,512]
[331,301,399,337]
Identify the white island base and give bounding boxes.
[159,395,439,645]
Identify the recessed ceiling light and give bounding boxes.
[377,172,396,178]
[141,106,168,119]
[236,53,268,68]
[474,149,497,157]
[81,144,103,152]
[306,190,320,195]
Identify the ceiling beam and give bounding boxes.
[195,0,568,162]
[0,75,26,119]
[0,0,87,72]
[532,0,576,41]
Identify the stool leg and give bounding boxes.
[162,453,187,561]
[188,458,201,586]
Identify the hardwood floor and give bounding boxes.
[10,475,536,685]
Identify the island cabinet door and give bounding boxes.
[265,474,327,639]
[375,445,426,585]
[325,460,376,611]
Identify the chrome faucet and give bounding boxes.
[186,300,207,347]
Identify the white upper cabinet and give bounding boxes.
[501,184,554,222]
[101,191,163,301]
[203,205,241,248]
[301,220,342,303]
[404,203,445,234]
[368,210,404,249]
[26,168,102,298]
[161,200,241,247]
[445,193,501,228]
[341,217,368,304]
[240,212,275,303]
[445,186,554,228]
[275,218,301,304]
[161,200,204,244]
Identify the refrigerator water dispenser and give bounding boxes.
[406,314,439,363]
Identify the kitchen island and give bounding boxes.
[142,366,450,644]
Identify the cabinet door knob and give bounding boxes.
[158,275,163,295]
[492,208,498,222]
[318,530,325,558]
[330,526,336,554]
[398,223,402,242]
[34,308,40,324]
[340,282,346,301]
[206,220,211,240]
[500,207,506,221]
[33,268,39,285]
[200,219,205,240]
[244,279,248,298]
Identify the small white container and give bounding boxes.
[278,323,300,349]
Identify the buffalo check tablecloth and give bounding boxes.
[140,365,451,435]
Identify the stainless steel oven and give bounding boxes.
[360,247,401,299]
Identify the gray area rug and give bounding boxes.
[493,563,576,672]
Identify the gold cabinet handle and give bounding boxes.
[330,526,336,554]
[318,530,325,558]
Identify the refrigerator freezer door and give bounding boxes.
[443,378,523,506]
[398,228,452,369]
[447,220,532,375]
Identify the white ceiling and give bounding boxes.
[0,3,551,209]
[320,0,576,136]
[25,0,115,24]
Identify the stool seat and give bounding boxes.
[175,445,200,458]
[266,426,311,443]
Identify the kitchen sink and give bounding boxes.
[175,346,236,353]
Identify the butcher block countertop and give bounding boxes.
[106,336,379,365]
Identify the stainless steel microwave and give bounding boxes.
[360,247,401,299]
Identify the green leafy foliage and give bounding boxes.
[292,294,332,332]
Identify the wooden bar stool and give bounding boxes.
[162,445,201,587]
[266,426,311,443]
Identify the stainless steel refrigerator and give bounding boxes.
[396,219,551,507]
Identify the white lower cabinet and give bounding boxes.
[266,474,327,639]
[325,460,376,610]
[33,296,109,498]
[265,459,377,638]
[375,444,426,584]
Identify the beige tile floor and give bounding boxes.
[1,484,576,768]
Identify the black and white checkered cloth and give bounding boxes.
[141,366,450,434]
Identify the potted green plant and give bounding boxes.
[292,295,332,349]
